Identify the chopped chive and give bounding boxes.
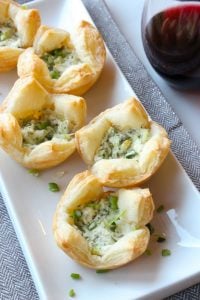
[91,248,101,256]
[28,169,40,177]
[109,195,118,210]
[121,139,132,150]
[157,236,166,243]
[91,248,100,256]
[55,171,65,178]
[111,210,126,224]
[96,269,109,273]
[48,182,60,192]
[88,222,97,231]
[109,221,117,232]
[53,48,64,57]
[146,223,154,235]
[35,120,50,130]
[69,289,75,297]
[162,249,171,257]
[72,209,82,219]
[156,205,165,213]
[132,224,140,231]
[125,151,137,159]
[0,33,6,41]
[21,4,28,9]
[145,249,152,256]
[50,70,60,79]
[70,273,81,280]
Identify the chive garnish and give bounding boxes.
[145,249,152,256]
[161,249,171,257]
[28,169,40,177]
[106,210,126,229]
[0,33,6,41]
[35,120,50,130]
[71,273,81,280]
[73,209,82,219]
[146,223,154,235]
[50,70,60,79]
[132,224,140,231]
[157,236,166,243]
[109,221,117,232]
[125,151,137,159]
[109,195,118,210]
[88,222,97,231]
[91,248,101,256]
[156,205,164,213]
[87,202,100,210]
[69,289,75,297]
[96,269,109,273]
[48,182,60,192]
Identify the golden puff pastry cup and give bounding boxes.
[0,0,41,72]
[17,21,106,95]
[53,171,155,269]
[76,97,171,187]
[0,76,86,169]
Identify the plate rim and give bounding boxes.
[0,0,200,299]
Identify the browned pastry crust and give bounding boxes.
[0,76,87,169]
[75,97,171,187]
[17,21,106,95]
[0,0,41,72]
[53,171,155,269]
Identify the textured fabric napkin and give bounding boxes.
[0,0,200,299]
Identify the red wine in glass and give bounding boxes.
[143,4,200,89]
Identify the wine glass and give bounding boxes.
[141,0,200,90]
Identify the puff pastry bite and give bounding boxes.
[53,171,154,269]
[0,0,40,72]
[0,76,86,169]
[17,21,106,95]
[76,97,171,187]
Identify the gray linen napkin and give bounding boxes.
[0,0,200,299]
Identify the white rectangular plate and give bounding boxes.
[0,0,200,299]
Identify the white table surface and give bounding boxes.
[105,0,200,147]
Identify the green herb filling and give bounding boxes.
[41,47,81,79]
[0,21,20,47]
[94,127,150,161]
[71,194,134,256]
[20,109,73,148]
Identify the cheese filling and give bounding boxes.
[94,127,150,161]
[20,109,73,148]
[41,47,81,79]
[72,194,132,256]
[0,21,21,48]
